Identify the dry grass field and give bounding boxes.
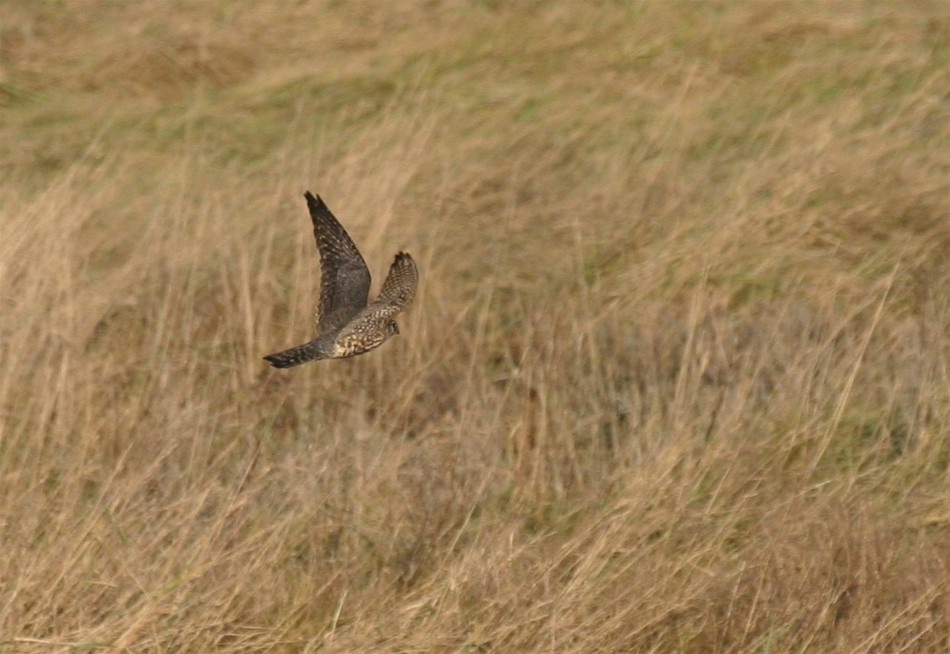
[2,1,950,652]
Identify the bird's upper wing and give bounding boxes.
[305,192,371,333]
[366,252,418,318]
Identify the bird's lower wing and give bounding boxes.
[371,252,418,317]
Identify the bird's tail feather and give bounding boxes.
[263,342,323,369]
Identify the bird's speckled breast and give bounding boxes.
[332,331,387,358]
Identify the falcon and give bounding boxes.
[264,192,417,368]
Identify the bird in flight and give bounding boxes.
[264,192,418,368]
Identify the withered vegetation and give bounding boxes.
[2,2,948,652]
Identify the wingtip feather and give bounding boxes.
[304,191,325,209]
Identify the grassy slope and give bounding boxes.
[2,1,949,652]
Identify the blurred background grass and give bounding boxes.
[2,1,949,652]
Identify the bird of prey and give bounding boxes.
[264,192,418,368]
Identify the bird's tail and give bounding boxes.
[263,342,323,369]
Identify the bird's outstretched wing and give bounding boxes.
[304,192,371,333]
[367,252,418,318]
